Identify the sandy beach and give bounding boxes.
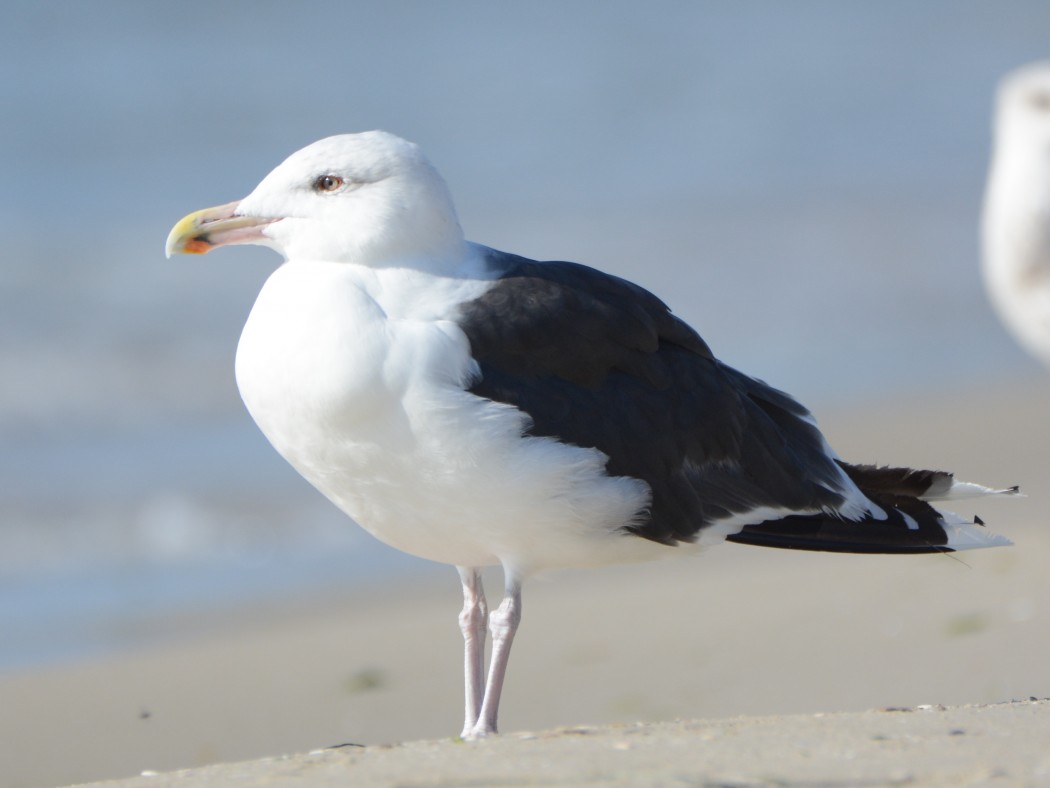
[76,701,1050,787]
[3,377,1049,787]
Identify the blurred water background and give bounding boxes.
[2,0,1048,671]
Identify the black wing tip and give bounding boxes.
[724,497,955,555]
[725,530,955,555]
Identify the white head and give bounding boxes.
[991,62,1050,160]
[983,63,1050,366]
[166,131,466,268]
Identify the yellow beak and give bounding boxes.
[165,200,276,257]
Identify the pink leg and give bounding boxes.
[456,566,487,738]
[465,574,522,739]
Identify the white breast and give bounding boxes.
[234,259,660,578]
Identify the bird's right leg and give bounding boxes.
[456,566,488,738]
[467,572,522,738]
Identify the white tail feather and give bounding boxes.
[939,507,1014,551]
[922,479,1022,502]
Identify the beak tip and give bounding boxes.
[165,212,200,258]
[165,199,248,259]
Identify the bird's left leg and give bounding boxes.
[466,571,522,739]
[456,566,488,738]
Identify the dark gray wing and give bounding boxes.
[457,250,851,545]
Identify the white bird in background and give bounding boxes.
[983,61,1050,367]
[167,132,1013,740]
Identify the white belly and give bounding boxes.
[234,261,658,577]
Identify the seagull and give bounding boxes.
[983,61,1050,367]
[167,131,1013,740]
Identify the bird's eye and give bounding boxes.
[314,174,346,193]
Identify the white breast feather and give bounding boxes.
[234,258,661,578]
